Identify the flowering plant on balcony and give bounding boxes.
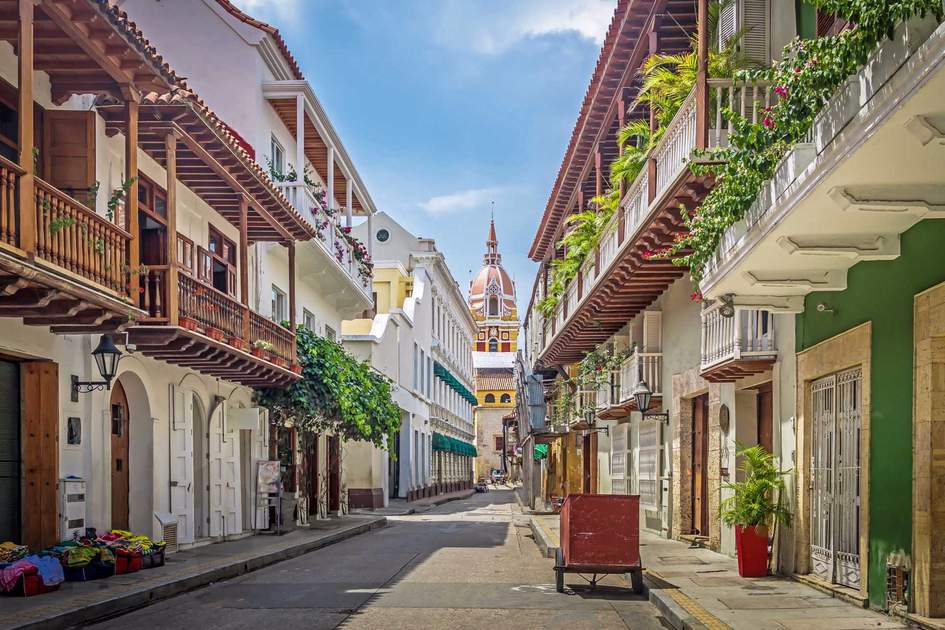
[333,239,346,263]
[337,225,374,284]
[661,0,944,282]
[256,327,402,451]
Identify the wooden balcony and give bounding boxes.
[0,157,143,332]
[700,303,776,382]
[127,271,298,388]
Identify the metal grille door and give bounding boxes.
[810,368,861,589]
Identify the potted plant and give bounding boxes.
[720,444,791,578]
[228,335,246,351]
[270,355,286,368]
[251,339,273,359]
[179,316,199,331]
[206,326,224,341]
[290,363,303,375]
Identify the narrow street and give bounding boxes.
[89,490,664,630]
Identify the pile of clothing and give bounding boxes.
[47,541,115,568]
[97,530,166,556]
[0,554,64,592]
[0,542,27,564]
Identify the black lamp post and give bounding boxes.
[73,335,123,394]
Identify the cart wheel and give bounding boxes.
[630,568,644,594]
[555,548,565,593]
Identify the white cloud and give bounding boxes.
[429,0,615,55]
[230,0,300,23]
[419,186,509,215]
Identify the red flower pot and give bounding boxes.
[735,525,769,577]
[228,336,245,350]
[206,326,224,341]
[179,316,199,331]
[251,347,269,360]
[290,363,303,375]
[271,356,286,368]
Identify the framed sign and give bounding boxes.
[256,460,281,495]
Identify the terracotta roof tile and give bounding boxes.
[213,0,304,80]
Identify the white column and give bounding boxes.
[295,93,305,186]
[345,178,353,228]
[326,145,335,212]
[367,212,374,257]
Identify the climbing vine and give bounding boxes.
[549,345,630,424]
[662,0,944,281]
[256,326,401,452]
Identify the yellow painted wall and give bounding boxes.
[477,388,516,407]
[372,266,411,314]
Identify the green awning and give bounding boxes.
[534,444,549,460]
[434,361,478,406]
[432,432,477,457]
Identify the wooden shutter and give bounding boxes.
[42,111,95,195]
[642,310,662,353]
[717,0,737,49]
[21,361,58,550]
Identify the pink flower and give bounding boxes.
[690,291,703,302]
[643,250,654,259]
[763,117,774,129]
[774,85,788,98]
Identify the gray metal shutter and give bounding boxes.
[0,360,19,543]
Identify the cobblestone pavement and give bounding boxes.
[89,490,666,629]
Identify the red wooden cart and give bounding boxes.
[554,494,643,593]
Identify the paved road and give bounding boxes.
[90,490,665,629]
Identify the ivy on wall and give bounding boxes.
[664,0,944,281]
[256,326,402,451]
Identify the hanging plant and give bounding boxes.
[256,327,402,452]
[662,0,943,282]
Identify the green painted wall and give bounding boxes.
[796,219,945,607]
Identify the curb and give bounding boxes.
[8,517,387,630]
[528,516,558,559]
[643,574,730,630]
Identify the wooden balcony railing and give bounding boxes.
[34,177,131,297]
[619,352,663,403]
[137,270,297,366]
[0,156,22,247]
[250,311,295,364]
[178,273,244,340]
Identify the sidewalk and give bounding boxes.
[360,488,477,516]
[528,514,903,630]
[3,514,386,630]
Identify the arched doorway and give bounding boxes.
[192,396,209,540]
[113,371,154,537]
[110,382,130,530]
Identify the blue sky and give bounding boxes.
[234,0,615,310]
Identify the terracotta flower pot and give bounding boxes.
[228,336,246,351]
[179,316,199,331]
[735,525,769,577]
[290,363,303,375]
[271,356,286,368]
[206,326,224,341]
[251,347,269,360]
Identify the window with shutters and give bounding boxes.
[271,285,287,323]
[270,135,285,177]
[177,234,195,275]
[718,0,770,66]
[494,436,504,452]
[43,110,95,200]
[201,226,237,296]
[302,309,316,331]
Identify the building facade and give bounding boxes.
[519,0,945,621]
[344,212,476,504]
[469,220,519,480]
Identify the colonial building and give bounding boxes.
[344,212,476,504]
[469,220,518,479]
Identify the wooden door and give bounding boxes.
[328,435,340,513]
[582,433,592,493]
[42,110,95,197]
[0,360,20,544]
[692,394,709,537]
[307,433,320,517]
[22,362,58,550]
[110,382,130,530]
[757,384,773,454]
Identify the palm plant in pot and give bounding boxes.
[720,444,791,577]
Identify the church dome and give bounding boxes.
[469,220,517,319]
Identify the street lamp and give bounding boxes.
[73,335,123,394]
[632,378,668,423]
[582,406,609,436]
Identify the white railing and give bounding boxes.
[653,91,698,199]
[596,370,620,409]
[538,81,778,360]
[275,181,371,297]
[700,302,776,370]
[619,352,663,403]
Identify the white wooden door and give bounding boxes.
[169,384,195,544]
[611,423,628,495]
[810,368,862,589]
[208,406,241,537]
